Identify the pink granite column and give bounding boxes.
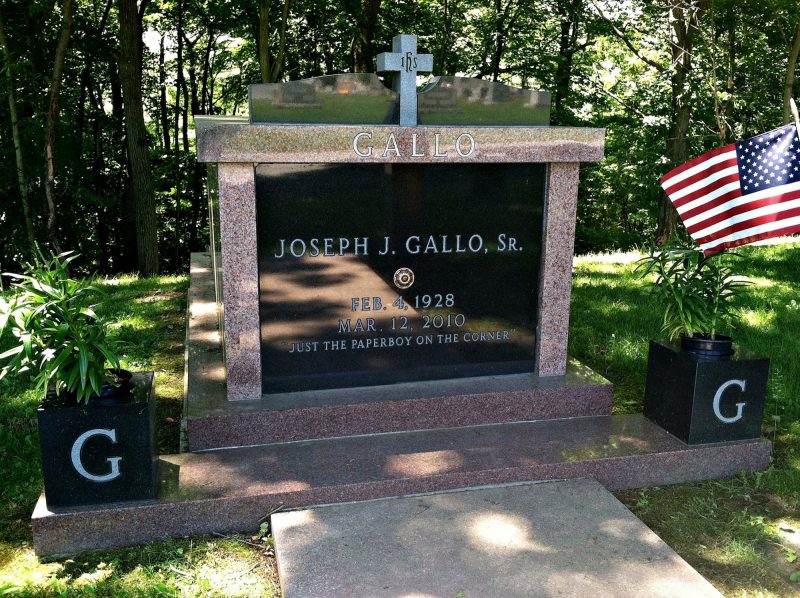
[217,163,262,399]
[535,162,580,376]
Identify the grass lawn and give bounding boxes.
[0,242,799,596]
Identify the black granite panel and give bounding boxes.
[37,374,156,509]
[256,163,545,393]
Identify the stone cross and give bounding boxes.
[376,34,433,126]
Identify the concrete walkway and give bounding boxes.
[272,478,722,598]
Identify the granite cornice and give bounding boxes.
[195,118,605,164]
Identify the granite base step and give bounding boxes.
[187,365,613,450]
[32,414,771,557]
[185,252,612,450]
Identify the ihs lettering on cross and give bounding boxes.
[376,34,433,126]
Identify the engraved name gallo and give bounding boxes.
[352,132,476,159]
[349,35,477,158]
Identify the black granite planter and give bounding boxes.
[37,372,157,508]
[644,341,769,444]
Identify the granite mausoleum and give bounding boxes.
[30,34,772,559]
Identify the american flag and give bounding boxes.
[660,123,800,254]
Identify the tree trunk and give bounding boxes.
[174,0,185,265]
[159,35,170,152]
[89,76,110,268]
[258,0,293,82]
[352,0,381,73]
[187,32,206,257]
[190,162,204,250]
[490,0,506,81]
[784,23,800,124]
[657,0,704,244]
[76,67,88,158]
[0,6,35,250]
[44,0,74,254]
[200,27,214,113]
[553,0,582,125]
[118,0,159,275]
[724,9,735,142]
[258,0,270,82]
[187,36,200,115]
[437,0,448,74]
[181,77,189,151]
[176,0,187,150]
[208,44,218,113]
[109,59,136,271]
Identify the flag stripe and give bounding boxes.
[700,219,800,254]
[691,197,800,241]
[680,188,744,222]
[684,184,800,229]
[674,180,742,213]
[662,157,739,194]
[666,166,740,201]
[661,145,736,186]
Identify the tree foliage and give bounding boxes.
[0,0,798,273]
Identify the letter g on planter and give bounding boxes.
[71,428,122,482]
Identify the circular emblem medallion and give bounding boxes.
[393,267,415,290]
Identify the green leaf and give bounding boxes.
[77,341,89,385]
[96,343,121,369]
[67,365,79,391]
[0,345,24,361]
[89,368,101,397]
[790,571,800,583]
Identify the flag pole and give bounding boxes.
[791,98,800,141]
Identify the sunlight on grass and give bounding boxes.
[574,250,643,264]
[740,309,777,329]
[748,276,777,288]
[0,539,278,597]
[0,544,61,589]
[704,539,765,568]
[103,274,186,287]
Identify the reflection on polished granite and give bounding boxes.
[247,74,551,126]
[249,74,397,124]
[418,77,550,126]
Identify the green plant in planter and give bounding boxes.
[0,250,123,403]
[636,240,750,341]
